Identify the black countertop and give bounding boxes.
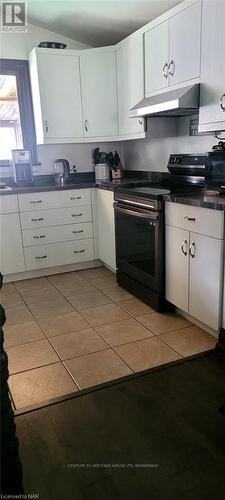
[1,175,225,210]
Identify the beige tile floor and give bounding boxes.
[0,266,216,410]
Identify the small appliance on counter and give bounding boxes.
[167,149,225,191]
[11,149,33,185]
[54,158,71,185]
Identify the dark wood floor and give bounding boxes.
[15,351,225,500]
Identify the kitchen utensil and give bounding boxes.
[111,151,124,180]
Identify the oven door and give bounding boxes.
[114,202,163,293]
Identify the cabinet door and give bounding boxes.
[117,34,144,135]
[34,53,83,141]
[199,0,225,132]
[80,50,118,137]
[0,214,25,275]
[96,190,116,270]
[145,20,169,94]
[189,233,223,330]
[165,225,189,312]
[169,1,201,86]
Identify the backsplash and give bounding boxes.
[0,142,124,180]
[123,115,217,172]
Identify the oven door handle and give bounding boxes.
[114,203,158,221]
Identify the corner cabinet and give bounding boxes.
[145,0,201,95]
[80,48,118,138]
[165,202,224,331]
[29,49,83,144]
[116,33,145,137]
[198,0,225,133]
[94,189,116,271]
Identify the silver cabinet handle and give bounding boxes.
[189,241,195,258]
[70,196,82,200]
[181,239,188,256]
[162,62,168,78]
[220,93,225,111]
[31,217,44,222]
[138,119,143,125]
[184,216,196,222]
[30,200,42,204]
[168,60,175,76]
[44,120,48,133]
[72,230,83,234]
[35,255,47,260]
[84,120,88,132]
[74,249,85,254]
[33,235,46,239]
[71,213,82,217]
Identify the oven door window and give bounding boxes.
[116,208,158,282]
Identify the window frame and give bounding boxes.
[0,59,37,166]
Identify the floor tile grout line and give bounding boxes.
[8,284,64,365]
[9,359,62,377]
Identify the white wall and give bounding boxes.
[35,142,124,175]
[123,116,216,171]
[0,22,89,60]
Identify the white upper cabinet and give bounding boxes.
[145,20,170,94]
[145,0,201,95]
[80,48,118,138]
[199,0,225,133]
[169,1,201,86]
[29,49,83,144]
[116,34,145,136]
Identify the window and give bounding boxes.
[0,59,37,165]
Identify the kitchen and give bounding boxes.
[0,0,225,497]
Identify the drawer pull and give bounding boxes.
[35,255,47,260]
[31,217,44,222]
[72,230,84,234]
[33,235,46,239]
[74,249,85,254]
[71,213,82,217]
[189,241,195,258]
[70,196,82,200]
[184,216,196,222]
[30,200,42,204]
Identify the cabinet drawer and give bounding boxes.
[18,188,91,211]
[165,202,224,239]
[20,206,92,229]
[24,239,94,270]
[22,222,93,247]
[0,195,18,214]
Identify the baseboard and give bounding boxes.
[3,259,102,282]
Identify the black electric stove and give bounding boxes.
[114,186,170,312]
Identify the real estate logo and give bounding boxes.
[1,1,27,32]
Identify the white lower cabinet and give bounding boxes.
[166,203,224,330]
[189,232,223,330]
[166,226,189,313]
[95,189,116,270]
[0,213,25,275]
[24,239,94,271]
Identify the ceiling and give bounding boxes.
[27,0,182,47]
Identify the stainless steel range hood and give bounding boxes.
[129,84,200,118]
